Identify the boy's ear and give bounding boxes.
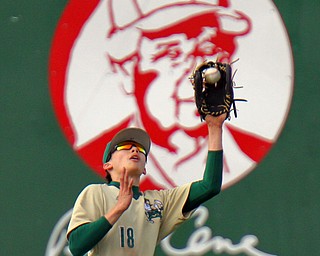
[103,162,113,171]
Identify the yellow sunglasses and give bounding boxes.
[114,142,146,155]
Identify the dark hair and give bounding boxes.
[105,172,112,183]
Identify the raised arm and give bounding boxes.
[206,114,226,151]
[183,114,226,213]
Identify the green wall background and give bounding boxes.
[1,0,319,255]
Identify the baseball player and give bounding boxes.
[67,113,226,255]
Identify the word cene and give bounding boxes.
[161,206,276,256]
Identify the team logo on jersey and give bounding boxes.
[49,0,294,191]
[144,199,164,223]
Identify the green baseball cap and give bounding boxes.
[102,127,151,164]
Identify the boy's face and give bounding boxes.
[109,143,147,178]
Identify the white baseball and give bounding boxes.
[204,68,221,84]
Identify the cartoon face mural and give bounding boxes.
[49,0,294,190]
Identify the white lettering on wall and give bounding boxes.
[160,206,276,256]
[45,209,72,256]
[46,206,276,256]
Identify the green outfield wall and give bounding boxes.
[1,1,319,255]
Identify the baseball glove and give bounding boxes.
[190,60,244,121]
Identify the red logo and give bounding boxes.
[49,0,294,190]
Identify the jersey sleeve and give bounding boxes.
[183,150,223,212]
[67,184,105,239]
[157,183,193,242]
